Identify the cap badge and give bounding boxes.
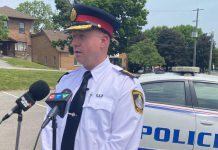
[70,8,77,21]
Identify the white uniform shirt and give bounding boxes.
[42,57,145,150]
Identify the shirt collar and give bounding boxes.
[82,57,111,82]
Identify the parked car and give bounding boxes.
[139,67,218,150]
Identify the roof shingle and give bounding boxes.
[32,30,69,52]
[0,6,35,20]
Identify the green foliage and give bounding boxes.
[156,28,188,69]
[0,15,8,40]
[196,34,212,72]
[16,0,56,31]
[53,0,72,29]
[144,25,211,71]
[172,25,203,44]
[213,48,218,69]
[128,38,165,68]
[143,26,168,43]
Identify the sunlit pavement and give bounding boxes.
[0,90,47,150]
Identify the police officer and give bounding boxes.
[42,4,145,150]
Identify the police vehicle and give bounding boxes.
[138,67,218,150]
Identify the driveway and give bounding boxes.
[0,90,47,150]
[0,58,13,67]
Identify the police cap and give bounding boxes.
[65,4,120,36]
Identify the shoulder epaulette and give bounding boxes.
[57,72,70,83]
[119,70,139,79]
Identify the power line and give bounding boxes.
[148,9,194,13]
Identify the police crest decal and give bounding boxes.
[132,90,144,114]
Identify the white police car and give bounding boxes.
[138,67,218,150]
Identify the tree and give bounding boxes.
[173,25,204,66]
[196,34,212,72]
[128,38,165,72]
[53,0,148,55]
[212,47,218,69]
[143,26,168,43]
[0,15,8,40]
[16,0,56,31]
[53,0,72,30]
[156,28,187,70]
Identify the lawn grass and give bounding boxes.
[0,69,66,90]
[0,57,52,69]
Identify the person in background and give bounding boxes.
[42,4,145,150]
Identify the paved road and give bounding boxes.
[0,91,47,150]
[0,57,66,72]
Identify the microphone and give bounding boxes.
[41,89,72,128]
[0,80,50,124]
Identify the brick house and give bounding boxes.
[31,29,128,70]
[31,30,78,70]
[0,6,35,59]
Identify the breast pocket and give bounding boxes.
[82,96,114,131]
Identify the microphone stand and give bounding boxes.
[52,117,57,150]
[15,108,23,150]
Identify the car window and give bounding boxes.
[193,82,218,110]
[141,81,186,106]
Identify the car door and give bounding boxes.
[191,81,218,150]
[139,80,196,150]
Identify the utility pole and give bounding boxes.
[208,31,214,74]
[192,8,204,66]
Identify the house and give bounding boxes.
[31,29,128,70]
[31,30,78,70]
[0,6,35,59]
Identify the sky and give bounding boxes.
[0,0,217,44]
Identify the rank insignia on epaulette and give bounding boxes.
[70,8,77,21]
[132,90,144,114]
[120,69,138,78]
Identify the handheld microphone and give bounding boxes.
[0,80,50,124]
[41,89,72,128]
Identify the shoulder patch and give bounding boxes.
[57,72,69,83]
[120,70,138,79]
[132,90,144,114]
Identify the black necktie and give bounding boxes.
[61,71,92,150]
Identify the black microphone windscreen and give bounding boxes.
[29,80,50,101]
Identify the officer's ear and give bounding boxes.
[99,32,110,49]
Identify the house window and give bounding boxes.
[19,22,25,33]
[3,21,8,29]
[15,42,27,51]
[45,56,48,65]
[53,56,56,65]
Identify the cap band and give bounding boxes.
[76,15,113,35]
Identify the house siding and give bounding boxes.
[8,18,33,45]
[31,33,80,70]
[31,34,60,69]
[8,18,34,59]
